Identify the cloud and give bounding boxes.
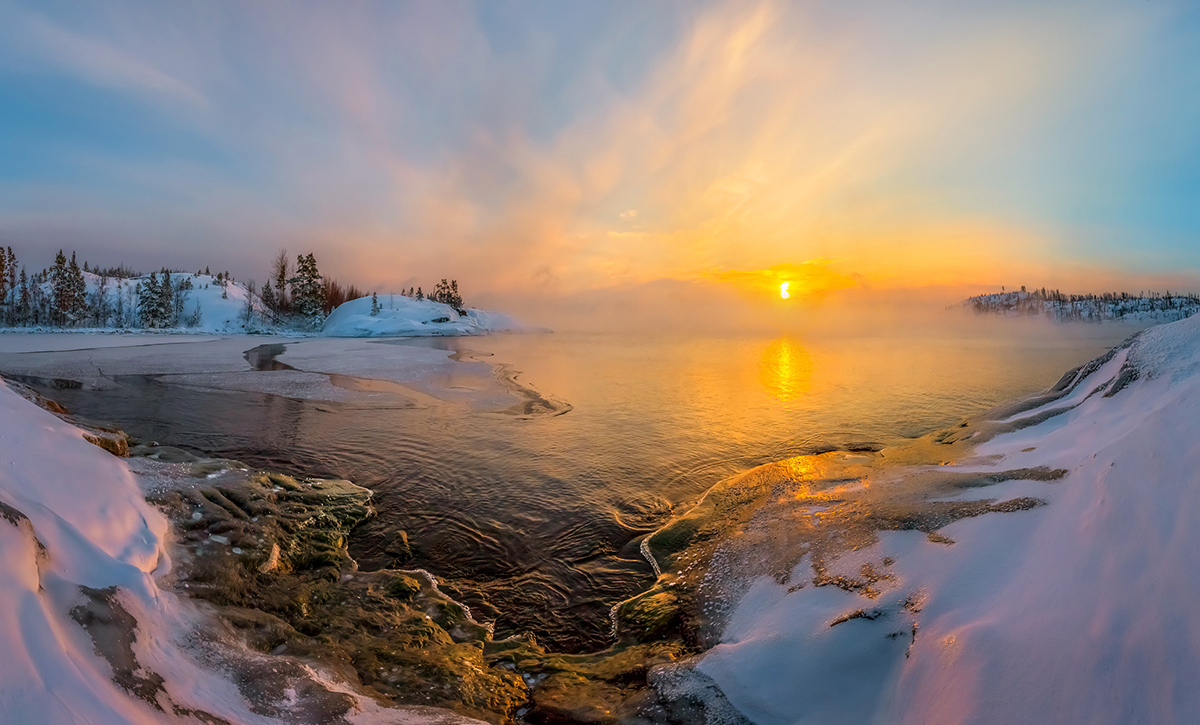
[6,10,207,108]
[0,0,1191,309]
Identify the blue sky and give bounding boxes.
[1,0,1199,300]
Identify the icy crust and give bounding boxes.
[321,295,531,338]
[651,313,1200,724]
[0,378,490,724]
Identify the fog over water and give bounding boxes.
[6,321,1138,651]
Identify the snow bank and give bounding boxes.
[321,294,529,337]
[17,271,268,334]
[686,312,1200,723]
[0,379,484,724]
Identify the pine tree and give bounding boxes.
[5,248,15,326]
[16,269,29,327]
[158,270,176,326]
[174,275,193,325]
[416,286,423,301]
[370,292,381,316]
[68,252,87,324]
[50,250,70,326]
[138,273,160,328]
[288,253,326,328]
[0,247,7,326]
[261,279,277,313]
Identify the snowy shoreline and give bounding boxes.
[642,313,1200,723]
[4,315,1200,722]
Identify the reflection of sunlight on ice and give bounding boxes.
[759,337,813,401]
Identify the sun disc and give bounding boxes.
[780,281,790,299]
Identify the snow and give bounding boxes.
[321,294,531,337]
[5,274,533,338]
[0,377,485,724]
[684,312,1200,723]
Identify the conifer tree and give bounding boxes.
[50,250,70,326]
[288,253,326,328]
[173,275,193,325]
[261,279,276,313]
[16,269,29,327]
[416,286,423,300]
[0,247,7,324]
[157,270,175,326]
[370,292,381,316]
[68,253,87,324]
[138,273,161,328]
[5,248,15,325]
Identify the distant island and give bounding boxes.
[964,287,1200,323]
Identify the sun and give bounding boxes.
[780,281,790,299]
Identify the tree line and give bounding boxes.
[0,245,468,330]
[966,286,1200,322]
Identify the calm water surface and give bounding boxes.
[36,327,1135,650]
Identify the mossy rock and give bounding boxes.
[385,573,422,601]
[614,585,681,642]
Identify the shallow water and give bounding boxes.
[19,325,1135,651]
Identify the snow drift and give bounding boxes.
[0,379,486,724]
[321,295,529,337]
[669,311,1200,724]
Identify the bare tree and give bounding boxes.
[271,249,291,314]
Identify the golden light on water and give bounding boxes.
[759,337,813,401]
[780,282,790,299]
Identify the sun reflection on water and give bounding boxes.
[759,337,814,401]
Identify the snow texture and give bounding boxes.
[688,312,1200,723]
[965,289,1200,323]
[321,294,530,337]
[0,378,485,724]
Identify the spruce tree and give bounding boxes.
[50,250,69,326]
[138,273,160,328]
[288,253,326,328]
[370,292,381,316]
[5,248,15,325]
[0,247,7,325]
[261,280,277,313]
[158,270,175,326]
[17,269,29,327]
[68,252,87,324]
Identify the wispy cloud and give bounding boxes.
[6,10,207,108]
[0,0,1194,305]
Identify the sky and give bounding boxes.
[2,0,1200,324]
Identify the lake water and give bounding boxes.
[16,324,1136,651]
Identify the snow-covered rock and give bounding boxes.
[0,378,485,724]
[672,311,1200,723]
[321,294,528,337]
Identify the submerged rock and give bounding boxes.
[150,470,530,722]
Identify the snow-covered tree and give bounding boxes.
[174,274,193,324]
[90,275,111,327]
[370,292,381,316]
[137,274,161,328]
[261,279,276,313]
[288,253,325,328]
[67,253,87,324]
[49,250,70,326]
